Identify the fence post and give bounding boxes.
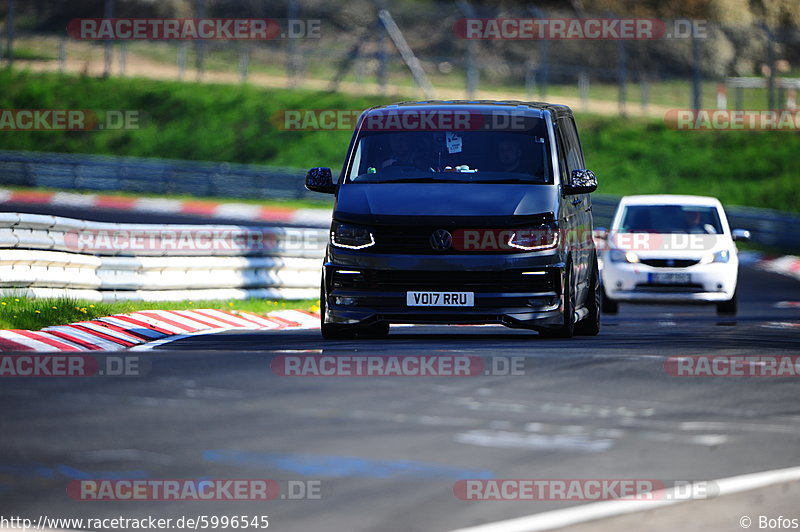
[58,37,66,72]
[376,0,388,95]
[579,71,589,111]
[239,43,249,83]
[525,62,536,99]
[617,39,627,116]
[457,0,478,99]
[527,7,549,101]
[119,43,127,76]
[177,43,188,80]
[287,0,299,87]
[195,0,206,81]
[762,24,776,110]
[691,34,701,111]
[103,0,114,77]
[716,82,727,109]
[4,0,14,66]
[639,72,648,113]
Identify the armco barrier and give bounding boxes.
[0,213,326,302]
[0,149,311,200]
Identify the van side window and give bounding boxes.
[559,117,584,178]
[555,123,570,184]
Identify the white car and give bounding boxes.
[598,195,750,316]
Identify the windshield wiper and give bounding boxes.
[470,178,542,184]
[378,177,463,183]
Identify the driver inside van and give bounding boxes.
[498,139,523,173]
[381,134,417,168]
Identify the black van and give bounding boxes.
[305,100,600,339]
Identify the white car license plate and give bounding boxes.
[406,291,474,307]
[649,273,691,284]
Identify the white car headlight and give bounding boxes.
[609,250,639,263]
[700,249,730,264]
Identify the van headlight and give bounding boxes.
[507,222,559,251]
[699,249,730,264]
[330,221,375,249]
[609,250,639,263]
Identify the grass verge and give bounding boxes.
[0,296,319,331]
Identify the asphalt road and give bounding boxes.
[1,266,799,532]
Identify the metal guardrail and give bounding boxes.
[0,213,324,302]
[0,149,311,200]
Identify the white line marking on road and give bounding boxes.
[448,465,800,532]
[454,430,614,453]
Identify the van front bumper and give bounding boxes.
[323,248,567,330]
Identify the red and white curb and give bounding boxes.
[0,309,320,352]
[759,255,800,282]
[0,188,330,227]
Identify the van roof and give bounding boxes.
[364,100,573,118]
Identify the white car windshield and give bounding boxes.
[619,205,723,234]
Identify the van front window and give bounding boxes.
[346,128,553,184]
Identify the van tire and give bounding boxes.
[540,267,575,338]
[575,257,601,336]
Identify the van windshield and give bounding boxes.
[345,127,553,185]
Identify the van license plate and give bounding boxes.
[406,292,474,307]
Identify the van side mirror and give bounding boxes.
[564,169,598,195]
[732,228,751,242]
[305,167,337,194]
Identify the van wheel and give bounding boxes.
[601,289,619,314]
[540,268,575,338]
[717,291,737,316]
[575,257,600,336]
[320,276,356,340]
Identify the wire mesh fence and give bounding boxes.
[2,0,798,114]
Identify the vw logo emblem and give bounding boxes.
[429,229,452,251]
